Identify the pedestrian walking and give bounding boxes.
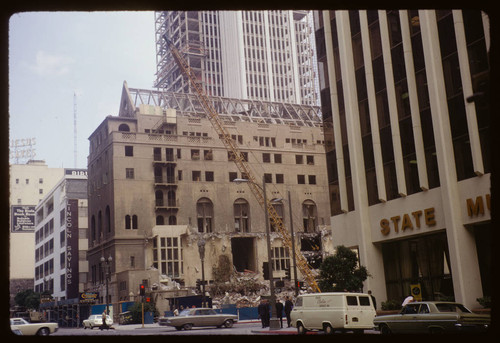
[284,296,293,327]
[368,290,377,310]
[275,298,284,328]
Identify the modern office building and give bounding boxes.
[84,82,332,314]
[9,160,64,305]
[314,9,490,309]
[33,169,89,325]
[154,10,319,106]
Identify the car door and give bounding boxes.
[399,304,421,333]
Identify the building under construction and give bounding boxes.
[85,81,332,316]
[154,10,319,106]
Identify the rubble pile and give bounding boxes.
[210,270,298,308]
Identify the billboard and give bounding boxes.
[11,205,36,232]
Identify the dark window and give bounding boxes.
[359,296,371,306]
[346,296,358,306]
[297,175,305,184]
[205,171,214,182]
[125,146,133,156]
[263,153,271,163]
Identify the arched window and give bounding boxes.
[98,211,102,240]
[156,215,165,225]
[168,215,177,225]
[125,215,131,230]
[197,198,213,233]
[302,200,317,233]
[91,215,96,241]
[105,206,111,233]
[155,190,164,206]
[270,199,284,233]
[233,198,250,232]
[118,123,130,132]
[132,215,138,229]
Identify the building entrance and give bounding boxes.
[231,237,255,272]
[381,231,454,304]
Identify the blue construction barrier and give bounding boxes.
[237,307,259,321]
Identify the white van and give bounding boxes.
[290,292,376,334]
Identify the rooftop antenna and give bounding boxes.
[73,92,77,168]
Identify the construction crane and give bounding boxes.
[163,35,321,292]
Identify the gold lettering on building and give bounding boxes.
[466,194,491,217]
[380,207,436,236]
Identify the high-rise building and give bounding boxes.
[314,9,490,309]
[155,10,319,106]
[9,160,64,306]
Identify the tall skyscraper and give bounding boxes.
[155,10,319,106]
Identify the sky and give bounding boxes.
[9,11,157,169]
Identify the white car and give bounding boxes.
[10,317,58,336]
[82,314,113,329]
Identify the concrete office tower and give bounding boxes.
[155,11,319,106]
[314,10,490,309]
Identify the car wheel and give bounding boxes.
[183,323,193,330]
[223,319,234,328]
[297,322,307,335]
[37,328,50,336]
[380,324,392,335]
[323,323,334,335]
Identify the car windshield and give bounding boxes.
[435,303,471,313]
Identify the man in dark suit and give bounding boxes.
[284,296,293,327]
[275,298,284,328]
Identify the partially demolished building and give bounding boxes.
[85,82,332,313]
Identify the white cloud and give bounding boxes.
[29,50,75,76]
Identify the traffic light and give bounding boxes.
[139,284,145,296]
[296,281,303,289]
[146,297,151,303]
[284,267,291,280]
[262,262,269,280]
[196,280,201,291]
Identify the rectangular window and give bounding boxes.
[126,168,135,179]
[263,153,271,163]
[205,171,214,182]
[276,174,284,184]
[125,146,133,156]
[229,172,238,182]
[306,155,314,165]
[308,175,316,184]
[274,154,282,163]
[264,173,272,183]
[295,155,303,164]
[192,171,201,181]
[297,175,305,184]
[191,149,200,160]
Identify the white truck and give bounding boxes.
[290,292,376,334]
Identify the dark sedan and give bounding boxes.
[159,308,238,330]
[373,301,490,334]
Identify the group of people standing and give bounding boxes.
[257,296,294,328]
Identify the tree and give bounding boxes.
[318,245,369,292]
[14,289,41,310]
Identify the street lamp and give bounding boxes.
[233,177,281,329]
[197,238,206,308]
[100,254,112,328]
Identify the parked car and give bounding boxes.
[373,301,490,334]
[159,308,238,330]
[290,292,376,334]
[82,314,113,329]
[9,317,58,336]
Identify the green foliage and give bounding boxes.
[128,301,159,324]
[317,245,369,292]
[14,289,46,310]
[381,299,402,310]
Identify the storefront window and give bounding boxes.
[382,232,454,303]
